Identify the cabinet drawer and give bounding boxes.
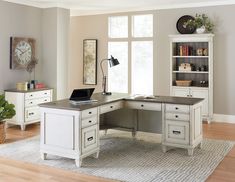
[165,104,189,114]
[25,90,51,100]
[81,116,97,128]
[81,124,98,154]
[25,107,40,122]
[99,101,123,114]
[125,101,161,111]
[165,120,189,145]
[25,97,51,107]
[165,113,190,121]
[81,108,97,119]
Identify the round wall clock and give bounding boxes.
[10,37,35,70]
[176,15,196,34]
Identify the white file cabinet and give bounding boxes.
[5,88,53,130]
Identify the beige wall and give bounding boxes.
[0,1,42,93]
[70,5,235,115]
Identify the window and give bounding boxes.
[108,14,153,95]
[108,42,128,93]
[108,16,128,38]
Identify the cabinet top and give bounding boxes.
[5,88,52,93]
[169,33,214,38]
[39,93,203,111]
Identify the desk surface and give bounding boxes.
[39,93,203,111]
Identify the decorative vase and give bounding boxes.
[0,122,6,144]
[196,26,206,34]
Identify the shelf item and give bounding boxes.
[169,34,214,121]
[175,80,192,87]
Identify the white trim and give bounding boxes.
[213,114,235,124]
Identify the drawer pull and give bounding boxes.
[30,102,33,104]
[30,94,33,97]
[175,115,178,118]
[88,120,92,123]
[173,130,181,135]
[44,92,48,95]
[87,137,93,141]
[175,107,179,110]
[29,112,34,116]
[110,106,113,109]
[141,104,144,107]
[89,112,92,114]
[44,99,48,102]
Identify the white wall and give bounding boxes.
[0,1,42,93]
[69,5,235,116]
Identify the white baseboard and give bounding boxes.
[213,114,235,124]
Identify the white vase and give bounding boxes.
[196,26,206,34]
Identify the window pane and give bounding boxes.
[132,14,153,37]
[108,16,128,38]
[132,41,153,95]
[108,42,128,93]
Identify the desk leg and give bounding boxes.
[93,151,99,159]
[40,152,47,160]
[75,158,82,167]
[188,149,194,156]
[162,145,168,153]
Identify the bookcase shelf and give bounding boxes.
[169,34,214,121]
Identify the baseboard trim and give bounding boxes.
[213,114,235,124]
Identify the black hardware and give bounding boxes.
[88,120,92,123]
[89,112,92,114]
[141,104,144,107]
[87,137,93,141]
[175,107,179,110]
[110,106,113,108]
[175,115,178,118]
[173,130,181,135]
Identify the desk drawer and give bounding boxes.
[25,97,51,107]
[165,120,189,145]
[165,104,189,114]
[81,108,97,119]
[125,101,161,111]
[99,101,123,114]
[25,106,40,122]
[81,116,97,128]
[81,124,98,154]
[165,113,190,121]
[25,90,51,100]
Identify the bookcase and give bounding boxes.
[169,34,214,121]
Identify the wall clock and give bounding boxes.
[176,15,196,34]
[10,37,35,70]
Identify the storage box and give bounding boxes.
[175,80,192,87]
[16,82,28,91]
[178,63,192,71]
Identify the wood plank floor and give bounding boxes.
[0,122,234,182]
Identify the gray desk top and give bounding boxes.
[5,88,52,93]
[39,93,203,111]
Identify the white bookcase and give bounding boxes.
[169,34,214,121]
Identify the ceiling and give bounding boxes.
[3,0,235,16]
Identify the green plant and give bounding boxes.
[0,94,16,122]
[185,14,214,33]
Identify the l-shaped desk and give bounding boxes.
[39,93,203,167]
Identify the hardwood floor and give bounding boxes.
[0,122,234,182]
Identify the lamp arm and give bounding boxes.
[100,59,109,77]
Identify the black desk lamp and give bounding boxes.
[100,55,119,95]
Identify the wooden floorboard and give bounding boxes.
[0,122,234,181]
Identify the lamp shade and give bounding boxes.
[109,55,119,67]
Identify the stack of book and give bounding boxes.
[176,45,193,56]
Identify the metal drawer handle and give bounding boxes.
[44,92,47,95]
[175,107,179,110]
[30,102,33,104]
[29,112,34,116]
[30,94,33,97]
[44,99,48,102]
[173,130,181,135]
[175,115,178,118]
[89,112,92,114]
[141,104,144,107]
[110,106,113,108]
[88,120,92,123]
[87,137,93,141]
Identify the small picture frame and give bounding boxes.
[83,39,97,85]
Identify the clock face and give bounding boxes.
[14,41,32,65]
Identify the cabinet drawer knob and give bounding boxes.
[30,102,33,104]
[110,106,113,109]
[173,130,181,135]
[141,104,144,107]
[175,115,178,118]
[44,92,47,95]
[30,94,33,97]
[87,137,93,141]
[175,107,179,110]
[89,112,92,114]
[29,112,34,116]
[88,120,92,123]
[44,99,47,102]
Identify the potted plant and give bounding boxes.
[0,94,16,144]
[185,14,214,33]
